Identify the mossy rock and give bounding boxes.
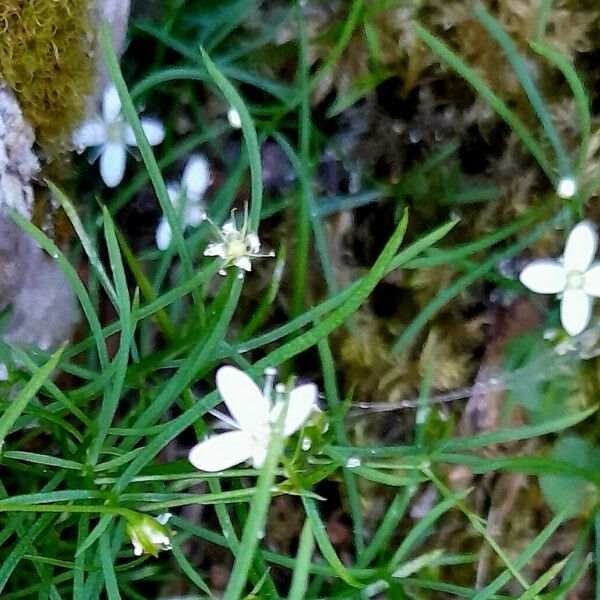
[0,0,96,160]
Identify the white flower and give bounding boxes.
[520,220,600,336]
[188,366,318,472]
[72,84,165,188]
[156,155,211,250]
[126,512,173,557]
[204,210,274,275]
[557,177,578,199]
[227,107,242,129]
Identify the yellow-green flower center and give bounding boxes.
[107,120,124,143]
[228,238,248,258]
[566,270,584,290]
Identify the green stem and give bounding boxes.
[288,520,315,600]
[317,337,364,552]
[101,22,196,284]
[222,395,288,599]
[534,0,554,42]
[0,504,137,520]
[427,469,532,593]
[199,48,263,229]
[291,0,312,318]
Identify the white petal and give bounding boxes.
[141,118,165,146]
[216,365,270,430]
[204,242,227,258]
[72,118,106,149]
[557,177,577,199]
[227,107,242,129]
[132,540,143,556]
[282,383,318,436]
[155,217,172,251]
[156,513,172,526]
[246,233,260,253]
[563,221,597,272]
[560,288,592,336]
[234,256,252,271]
[188,431,254,471]
[183,155,211,198]
[251,444,268,468]
[100,142,126,188]
[584,265,600,297]
[123,125,136,146]
[222,221,238,236]
[185,205,207,227]
[519,260,566,294]
[103,85,122,123]
[123,119,165,147]
[147,528,170,546]
[166,184,181,206]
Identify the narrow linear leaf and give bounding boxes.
[529,40,591,174]
[100,22,195,282]
[99,533,121,600]
[415,23,553,178]
[393,549,444,578]
[472,507,570,600]
[87,210,133,466]
[439,407,596,452]
[0,347,63,448]
[48,181,116,304]
[288,520,315,600]
[171,544,214,596]
[302,496,362,588]
[255,211,408,370]
[475,4,570,177]
[200,47,262,228]
[515,558,568,600]
[390,489,471,569]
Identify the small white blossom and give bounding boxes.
[520,220,600,336]
[156,155,211,250]
[204,210,274,275]
[188,366,318,472]
[227,107,242,129]
[72,84,165,188]
[557,177,578,199]
[126,512,173,557]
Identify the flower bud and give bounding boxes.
[126,512,173,557]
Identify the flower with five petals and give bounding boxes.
[520,220,600,336]
[72,84,165,188]
[204,209,274,275]
[188,366,318,471]
[155,155,211,250]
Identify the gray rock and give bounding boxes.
[0,85,78,371]
[0,214,79,355]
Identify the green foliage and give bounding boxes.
[1,0,600,598]
[540,437,600,518]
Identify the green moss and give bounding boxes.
[0,0,95,160]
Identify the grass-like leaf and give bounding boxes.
[414,23,553,179]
